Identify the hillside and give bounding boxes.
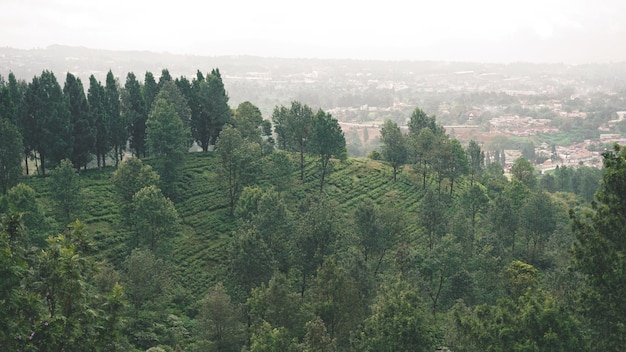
[25,152,426,296]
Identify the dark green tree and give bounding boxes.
[132,185,180,253]
[0,118,23,194]
[511,157,537,190]
[48,159,83,225]
[273,101,314,180]
[146,98,188,195]
[155,80,192,145]
[519,191,556,263]
[105,70,125,165]
[466,140,484,185]
[571,144,626,350]
[88,75,108,168]
[232,101,264,143]
[22,71,71,175]
[379,120,407,181]
[157,68,172,88]
[358,278,438,352]
[111,157,160,224]
[215,125,261,215]
[195,282,244,352]
[190,69,232,151]
[310,109,346,192]
[63,73,94,170]
[142,71,159,117]
[121,72,147,157]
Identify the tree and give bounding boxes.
[121,72,147,157]
[0,79,17,124]
[511,157,537,190]
[358,278,438,352]
[0,118,23,194]
[247,271,311,341]
[379,120,407,181]
[409,127,441,188]
[111,157,160,224]
[440,138,468,195]
[22,70,71,175]
[132,185,180,253]
[88,75,108,168]
[519,191,556,263]
[155,80,192,145]
[146,98,188,195]
[354,200,403,274]
[143,71,159,117]
[63,73,94,170]
[571,144,626,350]
[195,282,244,352]
[310,109,346,192]
[232,101,264,143]
[449,261,588,352]
[105,70,125,165]
[48,159,83,225]
[264,151,294,194]
[458,183,489,255]
[466,140,484,185]
[417,190,448,251]
[407,107,443,136]
[190,69,232,151]
[295,196,342,297]
[206,69,232,145]
[6,183,48,240]
[215,125,260,216]
[273,101,314,180]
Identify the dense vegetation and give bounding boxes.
[0,68,621,351]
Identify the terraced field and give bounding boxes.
[24,152,432,298]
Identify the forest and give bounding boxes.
[0,68,625,351]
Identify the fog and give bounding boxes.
[1,0,626,63]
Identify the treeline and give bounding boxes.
[0,67,622,352]
[0,68,231,176]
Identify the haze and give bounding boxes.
[2,0,626,63]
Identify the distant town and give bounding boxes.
[3,45,625,171]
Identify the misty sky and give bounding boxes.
[2,0,626,63]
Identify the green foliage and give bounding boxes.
[273,101,314,180]
[147,97,188,195]
[448,261,588,352]
[310,109,347,192]
[571,144,626,350]
[22,70,72,175]
[48,159,84,225]
[216,125,261,215]
[122,71,148,157]
[132,185,180,253]
[195,282,244,351]
[511,158,537,190]
[0,118,23,193]
[358,278,439,352]
[111,157,160,223]
[105,70,125,166]
[379,120,407,181]
[190,69,232,151]
[88,75,109,168]
[63,72,94,170]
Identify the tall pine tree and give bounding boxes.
[122,72,147,157]
[21,71,71,175]
[88,75,108,168]
[63,72,94,170]
[105,70,125,165]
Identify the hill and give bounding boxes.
[25,152,426,296]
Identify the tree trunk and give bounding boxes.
[24,154,29,175]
